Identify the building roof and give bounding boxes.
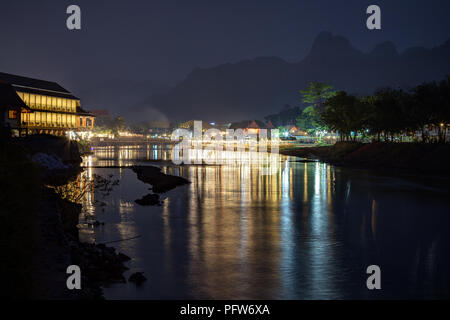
[0,83,31,111]
[265,120,275,129]
[229,120,266,130]
[76,106,96,117]
[247,120,259,129]
[0,72,79,100]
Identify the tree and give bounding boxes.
[265,104,302,127]
[365,88,407,142]
[300,82,337,111]
[113,116,126,134]
[277,126,288,138]
[297,82,337,133]
[302,76,449,144]
[296,107,319,133]
[412,77,450,143]
[438,76,450,142]
[322,91,367,141]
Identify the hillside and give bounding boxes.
[150,31,450,122]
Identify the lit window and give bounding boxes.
[41,96,47,109]
[23,93,30,104]
[30,94,36,107]
[8,110,17,119]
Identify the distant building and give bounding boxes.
[265,120,275,130]
[229,120,277,137]
[0,72,95,136]
[284,125,307,136]
[230,120,263,134]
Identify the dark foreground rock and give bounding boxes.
[40,187,131,299]
[129,272,147,286]
[70,241,131,296]
[132,165,190,193]
[17,135,82,166]
[117,252,132,262]
[36,188,77,299]
[22,135,83,186]
[4,137,130,299]
[135,193,161,206]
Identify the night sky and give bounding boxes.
[1,0,449,118]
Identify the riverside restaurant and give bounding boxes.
[0,71,95,137]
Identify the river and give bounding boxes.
[78,144,450,299]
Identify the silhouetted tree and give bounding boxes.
[412,77,450,143]
[321,91,367,141]
[366,88,407,141]
[265,104,302,126]
[318,77,449,143]
[113,116,126,133]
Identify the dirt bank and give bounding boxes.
[280,142,450,175]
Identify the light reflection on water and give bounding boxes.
[83,144,172,167]
[78,145,450,299]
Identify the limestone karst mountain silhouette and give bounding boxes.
[147,31,450,122]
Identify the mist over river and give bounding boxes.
[78,144,450,299]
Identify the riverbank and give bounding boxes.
[0,136,131,299]
[280,142,450,175]
[0,140,42,298]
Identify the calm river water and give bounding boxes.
[79,144,450,299]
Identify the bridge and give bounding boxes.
[90,137,176,147]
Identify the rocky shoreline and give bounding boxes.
[19,136,136,299]
[35,150,192,297]
[36,187,132,299]
[55,189,133,299]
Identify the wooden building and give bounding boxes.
[0,72,95,136]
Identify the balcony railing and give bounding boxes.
[20,121,77,128]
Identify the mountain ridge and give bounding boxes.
[146,31,450,123]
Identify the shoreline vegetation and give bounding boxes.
[294,79,449,144]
